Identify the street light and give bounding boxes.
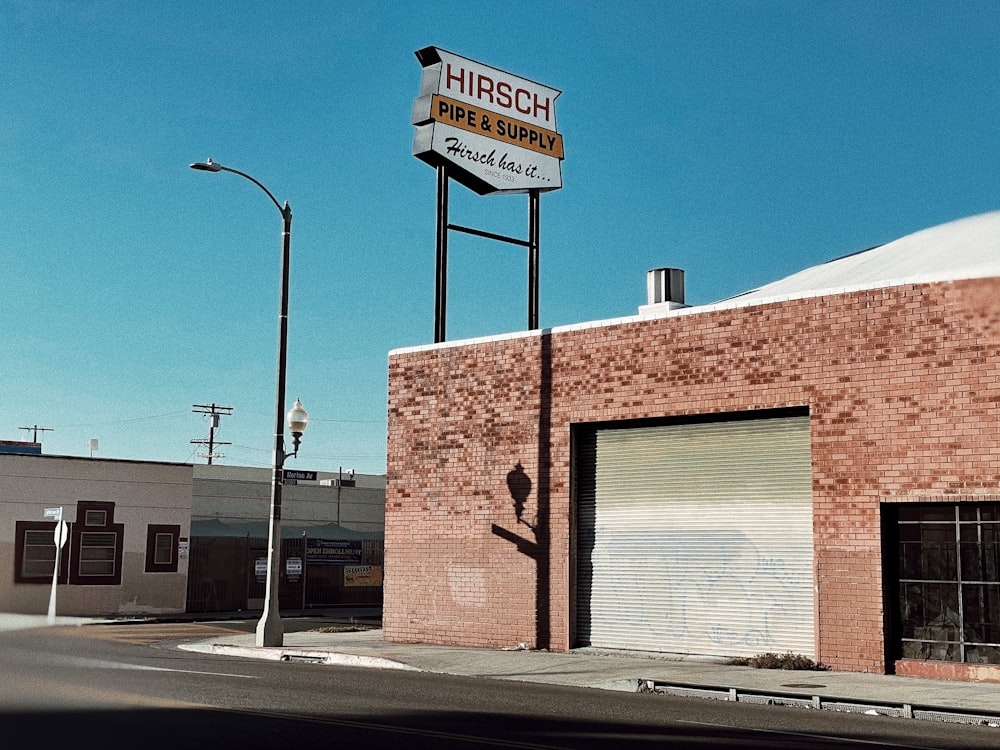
[190,158,307,647]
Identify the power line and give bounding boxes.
[57,410,190,429]
[234,407,382,425]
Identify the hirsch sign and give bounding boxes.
[412,46,563,195]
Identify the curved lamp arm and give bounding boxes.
[190,158,290,220]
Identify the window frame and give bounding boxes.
[84,509,108,527]
[77,531,119,578]
[14,521,70,584]
[145,524,181,573]
[68,501,123,586]
[891,502,1000,664]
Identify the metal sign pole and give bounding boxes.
[528,190,540,331]
[435,165,449,343]
[46,507,66,625]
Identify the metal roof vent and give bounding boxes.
[639,267,688,315]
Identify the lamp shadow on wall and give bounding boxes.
[490,331,552,650]
[505,463,535,532]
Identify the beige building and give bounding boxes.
[2,445,387,617]
[1,452,193,616]
[192,465,385,536]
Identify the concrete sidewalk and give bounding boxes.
[178,626,1000,727]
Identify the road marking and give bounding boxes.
[45,653,259,678]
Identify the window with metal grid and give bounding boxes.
[898,503,1000,664]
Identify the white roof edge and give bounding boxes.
[389,269,1000,357]
[389,211,1000,356]
[391,327,540,356]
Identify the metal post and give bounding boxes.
[46,507,65,625]
[528,189,540,330]
[435,164,449,343]
[190,159,301,649]
[257,201,293,648]
[301,532,308,611]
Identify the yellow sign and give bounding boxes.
[430,94,564,158]
[345,565,383,587]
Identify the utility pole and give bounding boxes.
[191,403,233,464]
[19,425,53,443]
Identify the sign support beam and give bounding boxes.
[435,165,449,344]
[528,189,540,331]
[433,179,543,342]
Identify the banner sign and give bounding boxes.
[345,565,383,587]
[412,46,563,195]
[305,538,363,565]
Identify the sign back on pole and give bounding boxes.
[412,46,564,195]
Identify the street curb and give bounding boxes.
[200,643,422,671]
[643,680,1000,727]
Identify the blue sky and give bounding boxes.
[2,1,998,474]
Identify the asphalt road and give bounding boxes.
[1,619,997,749]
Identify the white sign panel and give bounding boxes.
[53,521,69,549]
[412,46,563,195]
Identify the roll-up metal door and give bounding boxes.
[576,414,814,658]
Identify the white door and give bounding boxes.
[576,415,815,658]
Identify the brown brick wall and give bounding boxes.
[385,277,1000,673]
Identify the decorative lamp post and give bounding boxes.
[190,158,307,647]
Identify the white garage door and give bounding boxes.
[576,414,814,658]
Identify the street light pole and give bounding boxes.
[190,158,307,647]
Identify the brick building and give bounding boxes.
[384,211,1000,680]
